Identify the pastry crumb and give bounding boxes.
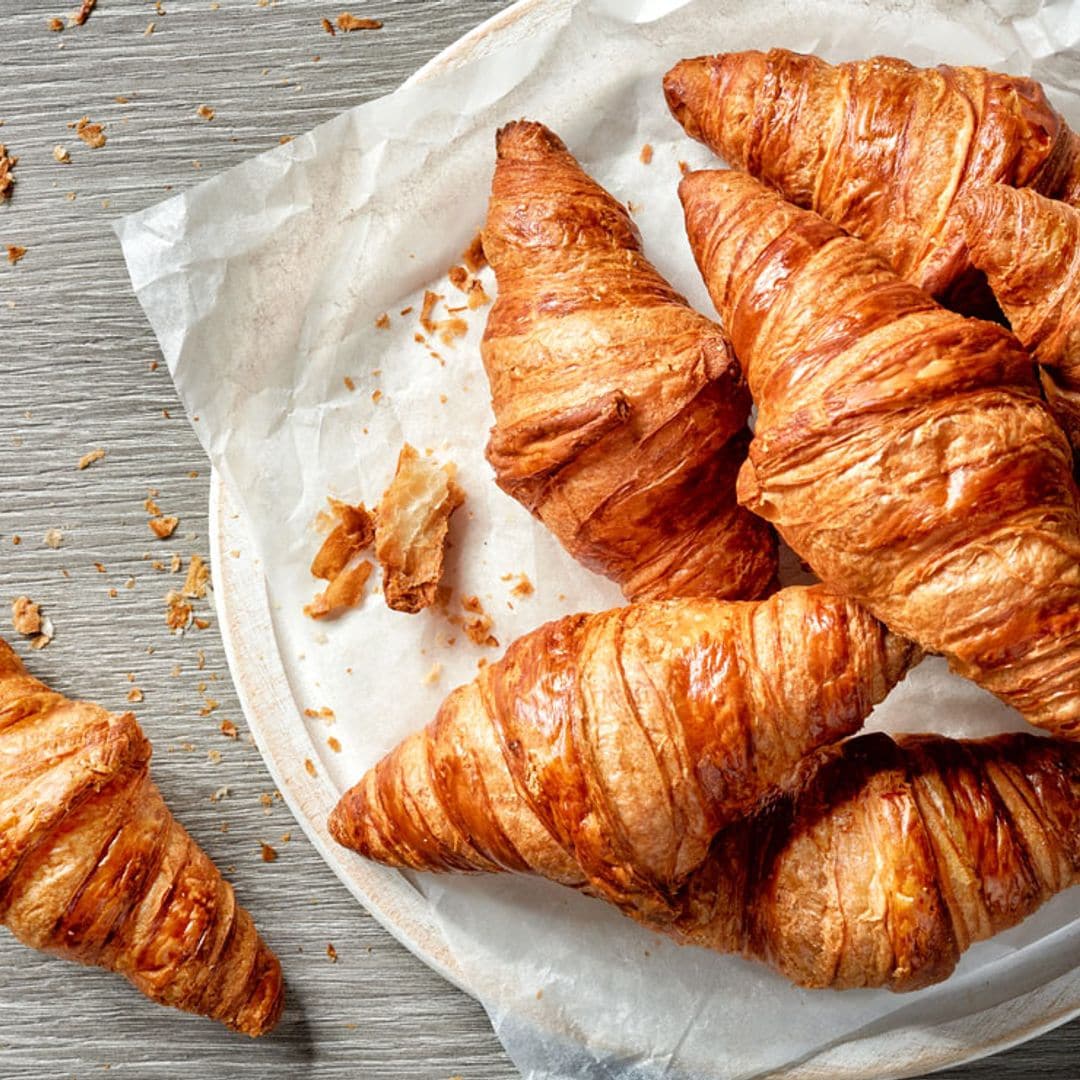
[336,13,382,31]
[0,144,16,201]
[304,758,317,778]
[72,116,106,149]
[375,312,390,329]
[326,943,338,962]
[196,104,215,121]
[127,688,144,703]
[260,842,278,863]
[182,553,209,598]
[343,375,356,391]
[49,16,65,31]
[7,245,27,266]
[640,143,654,165]
[43,528,63,549]
[327,735,341,753]
[77,447,106,470]
[149,515,179,539]
[73,0,96,25]
[220,718,239,739]
[52,145,71,164]
[165,590,192,631]
[321,16,335,34]
[422,661,442,685]
[462,232,486,273]
[11,596,42,637]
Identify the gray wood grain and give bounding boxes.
[0,2,1075,1077]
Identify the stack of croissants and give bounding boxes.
[4,50,1080,1038]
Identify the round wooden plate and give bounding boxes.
[210,2,1080,1075]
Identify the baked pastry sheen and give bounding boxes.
[481,120,777,601]
[0,639,283,1035]
[664,49,1080,310]
[959,182,1080,451]
[680,169,1080,737]
[330,586,918,923]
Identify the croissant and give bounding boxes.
[329,585,919,923]
[0,639,283,1035]
[959,183,1080,451]
[664,50,1080,311]
[676,730,1080,991]
[480,120,777,601]
[679,170,1080,737]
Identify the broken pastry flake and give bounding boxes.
[304,560,373,621]
[11,596,52,649]
[336,13,382,31]
[0,144,17,201]
[375,444,464,614]
[305,497,376,620]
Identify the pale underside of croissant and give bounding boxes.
[677,731,1080,992]
[480,120,777,602]
[329,586,919,925]
[664,49,1080,312]
[679,170,1080,737]
[959,183,1080,452]
[0,639,283,1036]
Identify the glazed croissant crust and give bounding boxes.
[0,639,283,1035]
[330,586,918,924]
[664,49,1080,310]
[959,182,1080,452]
[677,731,1080,991]
[679,169,1080,737]
[480,120,777,601]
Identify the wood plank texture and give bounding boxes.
[0,2,1075,1077]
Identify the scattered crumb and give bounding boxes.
[6,245,27,266]
[304,758,317,778]
[399,305,413,316]
[371,389,382,403]
[197,648,206,670]
[678,160,690,176]
[343,375,355,391]
[375,312,390,330]
[210,785,229,802]
[72,116,106,149]
[336,13,382,32]
[165,590,192,631]
[144,21,155,35]
[78,447,106,470]
[448,265,468,291]
[305,560,372,620]
[127,688,144,703]
[462,232,486,273]
[207,749,222,765]
[279,134,293,144]
[321,16,335,34]
[422,662,441,685]
[73,0,96,25]
[0,144,17,200]
[43,528,63,549]
[327,736,341,753]
[375,444,464,613]
[419,290,442,334]
[260,842,278,863]
[11,596,42,637]
[460,595,499,648]
[52,145,71,164]
[326,943,338,962]
[182,553,209,598]
[196,104,215,121]
[200,697,219,716]
[220,718,239,739]
[49,17,65,31]
[640,143,654,165]
[149,515,179,539]
[94,562,106,573]
[305,498,377,620]
[115,95,130,104]
[170,552,181,573]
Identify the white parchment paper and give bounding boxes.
[118,1,1080,1076]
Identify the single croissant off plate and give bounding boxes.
[679,169,1080,737]
[0,638,283,1035]
[664,49,1080,312]
[330,586,919,924]
[959,183,1080,452]
[480,119,777,602]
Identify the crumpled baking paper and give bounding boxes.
[117,0,1080,1076]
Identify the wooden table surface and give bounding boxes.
[0,2,1076,1077]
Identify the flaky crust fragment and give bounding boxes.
[329,586,918,924]
[680,170,1080,737]
[375,444,464,613]
[0,639,283,1035]
[664,50,1080,309]
[480,120,776,601]
[678,732,1080,992]
[959,183,1080,450]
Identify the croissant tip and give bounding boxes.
[495,119,568,160]
[232,946,286,1037]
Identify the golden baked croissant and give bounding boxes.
[664,50,1080,311]
[329,585,919,923]
[480,120,777,601]
[0,639,283,1035]
[959,183,1080,450]
[676,730,1079,991]
[679,170,1080,737]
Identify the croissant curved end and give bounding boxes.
[495,118,568,160]
[662,58,710,139]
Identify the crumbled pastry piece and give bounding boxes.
[304,758,317,777]
[77,447,105,470]
[165,590,192,631]
[460,595,498,648]
[260,842,278,863]
[73,0,96,25]
[182,553,209,598]
[374,312,390,329]
[52,145,70,164]
[11,596,42,637]
[127,688,144,703]
[422,662,441,685]
[336,13,382,31]
[196,104,215,121]
[49,17,65,31]
[504,572,534,598]
[375,444,464,613]
[467,279,491,309]
[305,497,376,620]
[438,317,468,346]
[326,943,338,962]
[6,245,27,266]
[149,515,178,539]
[72,116,106,149]
[419,290,442,334]
[0,144,17,200]
[220,719,238,739]
[640,143,653,165]
[304,560,372,620]
[461,232,486,273]
[43,528,63,549]
[327,736,341,753]
[321,16,336,35]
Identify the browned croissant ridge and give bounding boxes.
[679,170,1080,737]
[959,183,1080,452]
[0,639,283,1035]
[664,49,1080,312]
[678,730,1080,991]
[480,119,777,601]
[329,585,919,924]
